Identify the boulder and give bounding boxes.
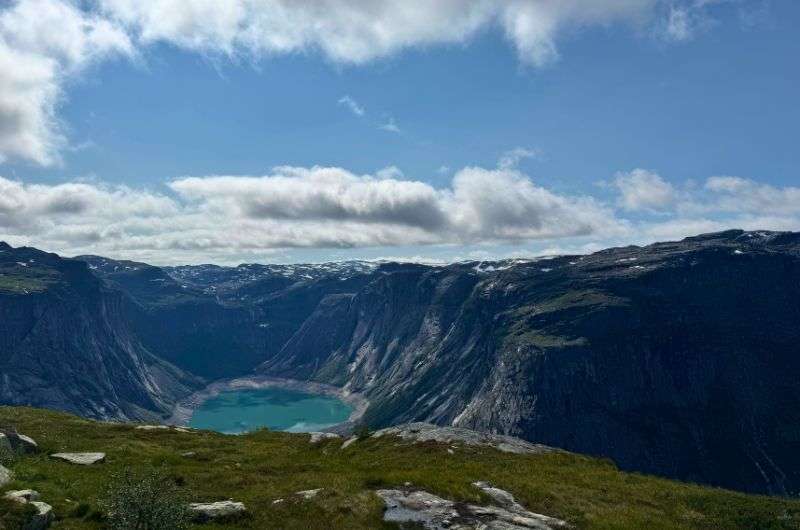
[376,481,570,530]
[2,490,53,530]
[340,436,358,449]
[0,464,12,488]
[50,452,105,465]
[372,423,555,455]
[309,432,340,444]
[189,501,246,522]
[4,490,40,503]
[0,431,38,454]
[26,501,54,530]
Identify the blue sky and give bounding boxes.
[0,0,798,264]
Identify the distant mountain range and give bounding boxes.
[1,230,799,496]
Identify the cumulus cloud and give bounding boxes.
[0,0,132,165]
[614,168,676,211]
[0,0,734,165]
[0,164,626,262]
[2,165,799,263]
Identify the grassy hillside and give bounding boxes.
[1,407,799,529]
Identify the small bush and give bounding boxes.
[99,467,190,530]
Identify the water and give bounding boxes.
[188,387,353,434]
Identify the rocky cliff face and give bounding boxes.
[257,231,800,495]
[3,231,799,495]
[0,244,198,421]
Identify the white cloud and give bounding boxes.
[0,164,625,263]
[2,166,799,264]
[0,0,132,165]
[498,147,541,169]
[614,168,676,211]
[704,176,800,215]
[0,0,737,166]
[379,117,401,134]
[337,95,364,117]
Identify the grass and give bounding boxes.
[0,264,61,293]
[0,406,799,529]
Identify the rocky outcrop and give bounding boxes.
[3,490,53,530]
[258,231,800,495]
[309,432,340,444]
[50,452,105,465]
[0,245,199,422]
[372,423,556,455]
[189,501,246,521]
[376,481,570,529]
[4,231,800,495]
[0,431,38,454]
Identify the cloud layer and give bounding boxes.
[1,165,797,264]
[0,0,729,166]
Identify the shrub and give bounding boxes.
[99,467,189,530]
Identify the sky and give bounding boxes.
[0,0,798,265]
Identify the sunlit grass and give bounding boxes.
[1,406,798,529]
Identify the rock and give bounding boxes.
[5,490,40,503]
[296,489,322,500]
[0,464,12,488]
[340,436,358,449]
[189,501,246,522]
[50,452,106,465]
[372,423,555,455]
[309,432,340,444]
[0,431,38,454]
[181,451,197,458]
[135,425,170,431]
[375,482,570,530]
[272,498,284,504]
[3,490,53,530]
[27,501,54,530]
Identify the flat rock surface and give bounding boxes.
[372,423,555,455]
[189,500,246,521]
[376,481,570,530]
[50,452,106,465]
[296,488,322,499]
[4,489,40,502]
[309,432,340,444]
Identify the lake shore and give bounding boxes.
[166,375,369,434]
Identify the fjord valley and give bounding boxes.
[1,230,799,505]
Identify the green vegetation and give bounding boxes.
[98,467,189,529]
[1,406,799,529]
[0,263,61,293]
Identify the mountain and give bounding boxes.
[257,230,800,495]
[2,230,799,495]
[0,243,198,421]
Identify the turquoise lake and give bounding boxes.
[188,387,353,434]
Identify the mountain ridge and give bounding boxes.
[1,229,799,494]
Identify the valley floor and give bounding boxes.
[1,406,799,529]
